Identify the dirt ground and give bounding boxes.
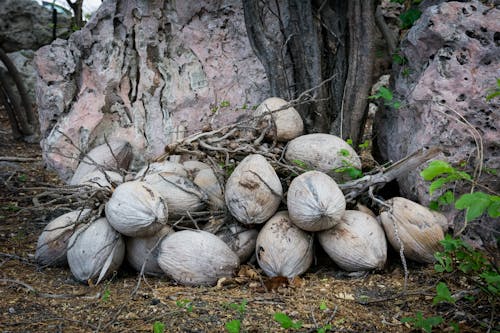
[0,110,496,333]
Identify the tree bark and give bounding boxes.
[243,0,375,143]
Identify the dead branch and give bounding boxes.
[0,156,40,162]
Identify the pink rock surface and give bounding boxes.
[35,0,269,181]
[375,2,499,230]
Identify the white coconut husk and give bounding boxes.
[135,160,187,179]
[67,217,125,284]
[318,210,387,271]
[157,230,240,286]
[379,197,445,263]
[285,133,361,181]
[77,170,124,188]
[144,173,207,218]
[105,181,168,237]
[256,211,313,278]
[254,97,304,141]
[194,168,225,210]
[182,160,211,176]
[125,225,174,275]
[225,154,283,225]
[217,224,258,263]
[287,171,346,232]
[70,140,132,185]
[35,209,92,266]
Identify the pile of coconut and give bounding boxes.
[35,97,447,286]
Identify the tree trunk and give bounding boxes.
[242,0,375,144]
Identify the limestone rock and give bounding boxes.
[0,0,71,52]
[35,0,270,182]
[374,2,500,233]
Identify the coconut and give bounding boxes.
[157,230,240,286]
[287,171,346,232]
[126,225,174,275]
[379,197,445,263]
[254,97,304,141]
[217,224,259,263]
[135,160,187,179]
[70,140,132,185]
[182,160,211,176]
[67,217,125,284]
[144,173,207,218]
[77,170,124,188]
[35,209,92,266]
[225,154,283,225]
[194,168,225,210]
[318,210,387,271]
[105,181,168,237]
[284,133,361,181]
[256,211,313,278]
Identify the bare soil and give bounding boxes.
[0,111,495,333]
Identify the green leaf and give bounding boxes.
[455,192,491,221]
[433,282,456,304]
[420,160,454,181]
[292,159,309,170]
[346,138,353,145]
[392,101,401,109]
[393,53,407,65]
[429,201,439,211]
[153,321,165,333]
[438,191,455,205]
[319,300,328,311]
[400,8,422,29]
[487,197,500,218]
[378,86,393,101]
[101,288,111,302]
[220,100,230,107]
[339,149,350,157]
[274,313,303,329]
[225,320,241,333]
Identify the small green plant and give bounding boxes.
[358,140,370,149]
[399,8,422,29]
[3,203,20,212]
[292,159,311,170]
[274,312,303,330]
[334,159,363,180]
[224,299,247,333]
[101,287,111,302]
[368,86,401,109]
[420,160,500,221]
[225,319,241,333]
[17,174,27,182]
[176,299,194,312]
[486,78,500,101]
[220,100,231,108]
[401,311,444,333]
[433,282,456,305]
[392,53,408,65]
[434,235,499,296]
[153,321,165,333]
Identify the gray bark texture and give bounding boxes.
[242,0,376,143]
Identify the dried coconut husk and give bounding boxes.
[157,230,240,286]
[126,225,174,275]
[105,181,168,237]
[182,160,211,176]
[35,209,92,266]
[70,140,132,185]
[256,211,313,278]
[217,224,258,263]
[144,173,207,218]
[287,171,346,232]
[379,197,445,263]
[194,168,225,210]
[225,154,282,225]
[135,160,187,179]
[67,217,125,284]
[284,133,361,181]
[318,210,387,271]
[254,97,304,142]
[77,170,124,188]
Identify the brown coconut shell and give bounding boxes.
[225,154,283,225]
[105,181,168,237]
[67,217,125,284]
[254,97,304,142]
[217,224,258,263]
[35,209,92,266]
[318,210,387,271]
[379,197,445,263]
[157,230,240,286]
[70,140,132,185]
[256,211,313,278]
[144,173,207,218]
[287,171,346,232]
[284,134,361,181]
